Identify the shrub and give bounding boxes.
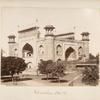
[82,65,99,86]
[47,61,66,78]
[38,59,53,75]
[38,59,66,81]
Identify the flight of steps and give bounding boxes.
[64,60,78,71]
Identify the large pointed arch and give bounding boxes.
[65,47,76,61]
[22,43,33,57]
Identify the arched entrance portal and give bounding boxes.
[22,43,33,58]
[65,47,76,61]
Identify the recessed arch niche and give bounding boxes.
[56,44,62,56]
[22,43,33,58]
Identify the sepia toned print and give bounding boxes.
[1,7,99,86]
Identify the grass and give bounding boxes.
[1,70,91,86]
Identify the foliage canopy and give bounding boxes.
[1,56,27,77]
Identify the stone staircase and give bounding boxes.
[64,60,78,71]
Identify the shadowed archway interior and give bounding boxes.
[22,43,33,57]
[65,47,76,61]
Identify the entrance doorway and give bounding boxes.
[22,43,33,58]
[65,47,76,61]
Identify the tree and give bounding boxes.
[38,59,66,82]
[96,54,99,64]
[38,59,53,75]
[46,60,66,81]
[89,53,96,60]
[1,56,27,80]
[82,65,99,86]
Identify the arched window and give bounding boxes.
[22,43,33,58]
[78,46,83,60]
[39,45,44,56]
[56,45,62,56]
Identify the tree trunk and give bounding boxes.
[11,74,14,83]
[57,73,60,84]
[58,77,60,84]
[37,69,39,76]
[46,73,49,80]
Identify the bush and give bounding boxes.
[38,59,53,75]
[46,61,66,78]
[82,65,99,86]
[38,59,66,81]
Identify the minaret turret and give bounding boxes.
[44,25,55,36]
[81,32,89,41]
[44,25,55,60]
[8,35,16,43]
[81,32,90,60]
[8,35,16,56]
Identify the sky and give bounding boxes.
[1,6,100,56]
